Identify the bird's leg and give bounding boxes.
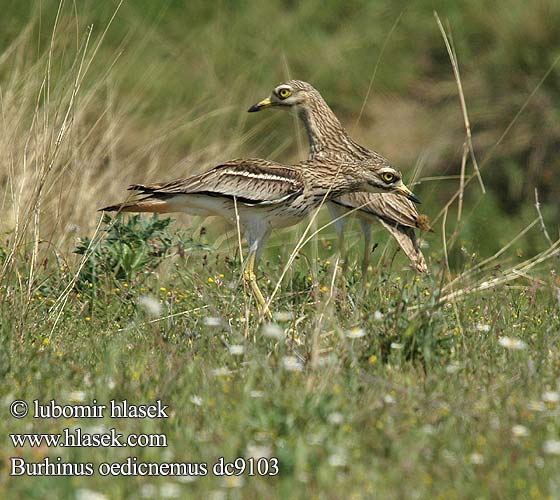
[328,204,349,281]
[243,251,272,320]
[338,227,349,278]
[359,230,373,301]
[361,222,372,280]
[334,226,350,302]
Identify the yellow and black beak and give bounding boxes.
[394,181,421,204]
[248,96,273,112]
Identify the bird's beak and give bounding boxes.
[248,97,273,112]
[393,181,421,204]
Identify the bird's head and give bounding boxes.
[248,80,316,112]
[362,165,421,203]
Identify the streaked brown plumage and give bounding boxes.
[101,157,419,316]
[249,80,432,274]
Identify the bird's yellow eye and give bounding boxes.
[382,172,395,183]
[277,88,292,99]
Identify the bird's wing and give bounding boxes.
[128,159,305,206]
[333,192,432,231]
[378,220,429,274]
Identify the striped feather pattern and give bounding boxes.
[100,157,401,233]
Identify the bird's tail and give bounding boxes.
[99,192,175,213]
[100,179,181,213]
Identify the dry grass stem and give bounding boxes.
[434,11,485,195]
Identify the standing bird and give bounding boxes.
[248,80,432,275]
[101,158,420,317]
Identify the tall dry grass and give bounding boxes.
[0,8,276,291]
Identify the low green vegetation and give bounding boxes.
[2,216,559,499]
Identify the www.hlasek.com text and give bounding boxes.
[10,427,167,448]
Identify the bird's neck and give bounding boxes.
[297,95,367,161]
[305,165,368,199]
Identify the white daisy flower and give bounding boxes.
[282,356,304,372]
[542,391,559,403]
[190,395,203,406]
[543,440,560,455]
[67,390,87,402]
[228,344,244,356]
[273,311,294,322]
[445,362,462,374]
[528,401,546,412]
[262,323,284,340]
[327,412,344,425]
[498,337,527,350]
[221,476,244,488]
[160,483,181,498]
[138,295,162,317]
[246,443,272,459]
[468,453,484,465]
[383,394,396,404]
[328,449,347,467]
[512,425,529,437]
[203,316,222,327]
[345,327,366,339]
[212,367,231,377]
[76,490,109,500]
